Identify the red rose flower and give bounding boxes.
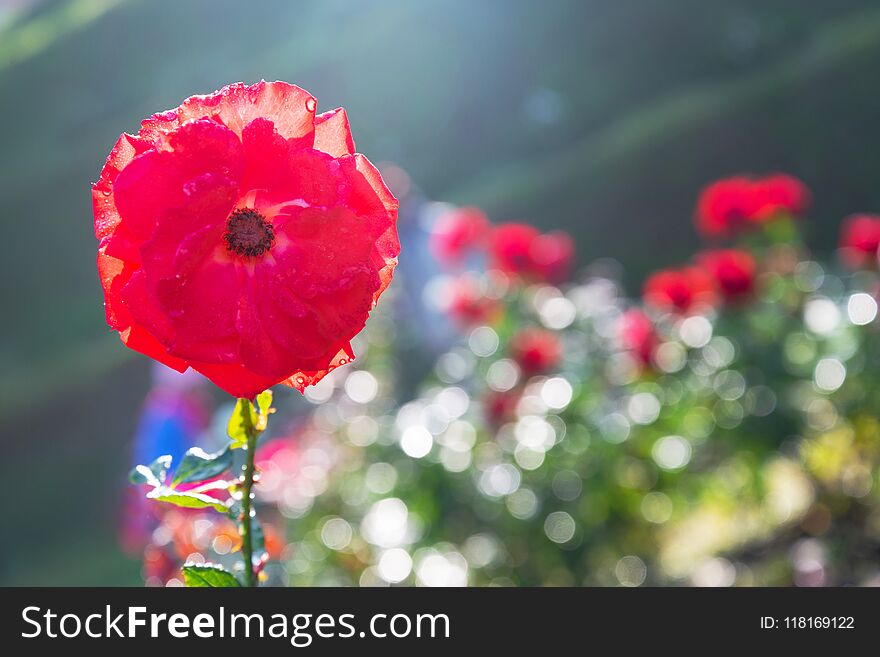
[446,277,501,328]
[750,173,811,224]
[484,389,521,427]
[618,309,657,367]
[643,266,716,314]
[695,174,810,238]
[530,231,575,284]
[491,223,540,273]
[696,248,756,303]
[839,214,880,269]
[93,81,399,398]
[490,223,574,283]
[695,176,756,238]
[430,206,490,264]
[510,328,562,376]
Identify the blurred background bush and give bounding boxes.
[3,0,880,585]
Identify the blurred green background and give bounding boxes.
[2,0,880,585]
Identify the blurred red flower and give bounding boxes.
[143,545,179,586]
[619,309,657,367]
[484,389,521,427]
[695,174,809,238]
[490,223,574,284]
[444,276,501,328]
[490,223,540,273]
[93,81,399,398]
[839,214,880,269]
[531,231,576,284]
[262,523,286,561]
[750,174,811,224]
[431,206,490,264]
[510,328,562,376]
[643,266,716,314]
[696,248,757,303]
[695,176,755,238]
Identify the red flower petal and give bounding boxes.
[272,205,380,331]
[97,245,187,372]
[189,361,285,399]
[314,108,356,157]
[129,169,243,358]
[189,343,357,399]
[96,244,134,331]
[239,117,295,197]
[120,269,178,347]
[239,118,341,206]
[113,119,243,240]
[339,155,400,301]
[140,81,317,142]
[93,133,152,240]
[282,343,356,393]
[242,265,331,368]
[122,326,189,373]
[154,235,240,361]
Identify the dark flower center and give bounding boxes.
[224,208,275,257]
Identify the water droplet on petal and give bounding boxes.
[305,97,317,113]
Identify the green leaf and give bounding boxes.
[227,398,257,449]
[129,454,172,486]
[171,446,233,486]
[763,214,798,244]
[188,479,232,495]
[146,486,228,513]
[225,498,242,521]
[182,563,240,587]
[256,390,273,417]
[256,390,274,431]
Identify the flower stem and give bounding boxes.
[239,401,259,587]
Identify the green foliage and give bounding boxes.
[182,563,240,587]
[129,455,171,487]
[146,486,228,514]
[256,390,274,431]
[171,446,233,486]
[227,398,257,449]
[227,391,273,449]
[130,447,233,515]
